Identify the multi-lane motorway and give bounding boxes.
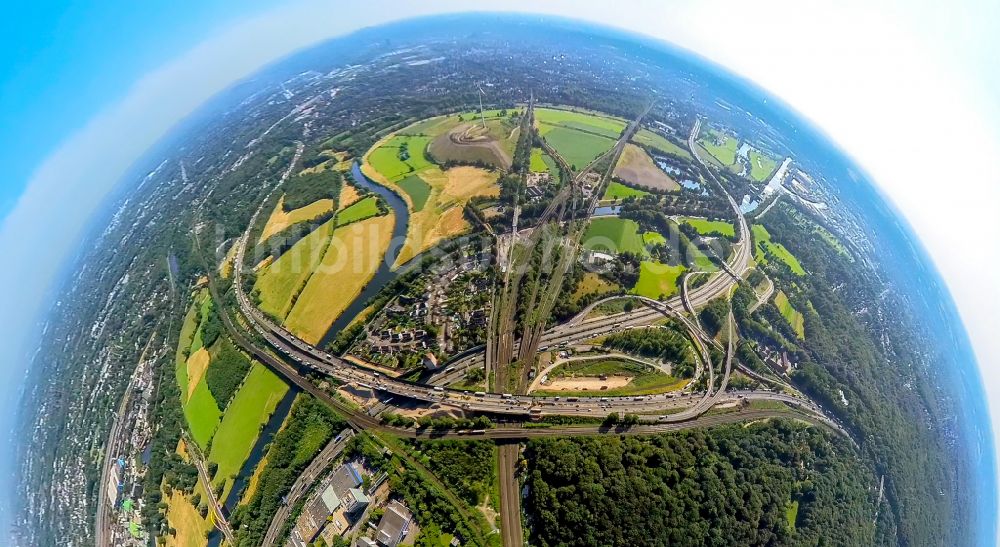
[222,118,840,430]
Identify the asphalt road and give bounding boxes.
[261,429,355,547]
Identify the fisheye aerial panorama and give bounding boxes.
[4,11,997,547]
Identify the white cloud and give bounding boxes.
[2,0,997,532]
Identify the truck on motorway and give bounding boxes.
[474,391,486,397]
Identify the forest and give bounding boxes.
[525,422,875,546]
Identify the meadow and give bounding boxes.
[367,135,434,181]
[632,260,686,299]
[254,220,335,320]
[602,180,651,201]
[679,217,736,238]
[534,107,627,138]
[582,217,646,255]
[631,128,691,159]
[336,195,380,226]
[529,148,550,172]
[397,175,431,211]
[774,290,805,338]
[539,125,615,169]
[257,196,334,244]
[176,290,221,449]
[698,130,739,166]
[164,480,214,547]
[748,149,778,182]
[752,224,806,275]
[207,363,288,502]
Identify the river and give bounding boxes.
[317,162,410,348]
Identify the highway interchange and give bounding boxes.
[198,110,848,547]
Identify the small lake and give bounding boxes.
[592,205,621,217]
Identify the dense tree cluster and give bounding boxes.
[389,466,486,547]
[414,440,494,506]
[282,170,343,211]
[525,423,875,547]
[601,324,696,377]
[735,202,968,544]
[205,338,252,410]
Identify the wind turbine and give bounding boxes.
[477,83,487,128]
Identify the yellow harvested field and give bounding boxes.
[218,241,239,279]
[543,376,633,391]
[258,196,335,243]
[254,220,335,320]
[393,166,498,266]
[440,166,501,201]
[283,213,395,344]
[185,348,210,401]
[164,483,214,547]
[338,182,361,210]
[614,143,678,191]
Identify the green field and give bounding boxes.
[632,261,686,299]
[254,220,335,319]
[184,378,221,449]
[680,217,735,238]
[175,290,206,402]
[529,148,549,172]
[399,109,518,138]
[602,181,650,201]
[367,135,434,181]
[632,128,691,159]
[176,289,222,449]
[534,107,627,138]
[397,175,431,211]
[748,149,778,182]
[752,225,806,275]
[774,290,805,338]
[540,125,616,169]
[582,217,646,255]
[642,231,666,247]
[698,130,739,166]
[786,500,800,531]
[336,196,380,226]
[207,363,289,501]
[538,358,683,397]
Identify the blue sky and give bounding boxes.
[1,0,998,540]
[0,0,274,217]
